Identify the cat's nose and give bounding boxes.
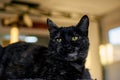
[63,44,70,48]
[63,45,72,50]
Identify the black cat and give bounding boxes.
[0,15,92,80]
[0,45,3,59]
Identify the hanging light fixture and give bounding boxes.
[2,13,33,44]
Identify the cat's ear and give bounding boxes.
[47,18,58,33]
[76,15,89,33]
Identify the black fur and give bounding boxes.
[0,15,92,80]
[0,45,3,77]
[0,45,3,58]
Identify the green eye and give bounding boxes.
[56,38,62,42]
[72,36,78,41]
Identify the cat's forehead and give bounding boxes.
[56,26,78,36]
[59,26,76,32]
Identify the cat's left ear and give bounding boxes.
[76,15,89,32]
[47,18,58,33]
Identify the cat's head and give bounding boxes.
[47,15,89,61]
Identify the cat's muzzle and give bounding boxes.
[65,52,79,61]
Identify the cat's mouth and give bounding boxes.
[65,52,79,61]
[63,51,88,62]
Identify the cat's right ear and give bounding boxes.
[47,18,58,33]
[76,15,89,32]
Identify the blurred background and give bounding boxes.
[0,0,120,80]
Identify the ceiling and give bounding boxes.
[29,0,120,16]
[0,0,120,24]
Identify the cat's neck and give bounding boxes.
[47,51,86,74]
[70,59,86,75]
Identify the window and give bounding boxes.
[1,34,49,46]
[108,27,120,45]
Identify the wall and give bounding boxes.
[86,21,102,80]
[100,8,120,80]
[100,9,120,44]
